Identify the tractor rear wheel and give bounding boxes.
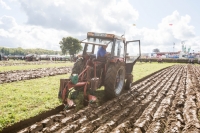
[72,58,85,75]
[125,74,133,90]
[104,62,125,100]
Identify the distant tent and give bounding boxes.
[169,24,173,26]
[133,24,136,26]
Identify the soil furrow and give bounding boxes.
[78,67,179,133]
[182,65,200,133]
[164,66,187,133]
[0,67,71,84]
[109,66,181,132]
[131,66,182,133]
[146,66,184,133]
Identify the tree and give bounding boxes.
[59,37,82,55]
[153,48,160,53]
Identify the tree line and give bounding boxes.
[0,47,62,55]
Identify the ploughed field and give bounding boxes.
[16,64,200,133]
[0,67,71,84]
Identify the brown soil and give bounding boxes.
[0,67,71,84]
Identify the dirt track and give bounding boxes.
[2,64,200,133]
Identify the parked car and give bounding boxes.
[25,54,41,61]
[40,55,50,60]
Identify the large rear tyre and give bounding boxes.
[104,62,125,100]
[72,58,85,75]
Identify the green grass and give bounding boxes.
[0,74,70,130]
[133,62,177,81]
[0,62,73,72]
[0,62,177,131]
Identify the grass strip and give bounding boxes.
[133,62,178,81]
[0,62,73,72]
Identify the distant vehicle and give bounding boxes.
[7,55,25,60]
[15,55,25,60]
[25,54,41,61]
[7,55,15,60]
[0,55,9,61]
[40,55,50,60]
[47,55,70,61]
[58,55,70,61]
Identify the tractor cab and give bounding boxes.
[80,33,141,77]
[80,32,125,61]
[81,32,140,61]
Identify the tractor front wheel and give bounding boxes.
[104,62,125,100]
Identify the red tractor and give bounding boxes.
[59,32,141,108]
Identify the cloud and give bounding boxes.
[159,11,195,40]
[126,11,199,53]
[18,0,139,33]
[1,1,200,53]
[0,0,139,50]
[0,0,11,10]
[0,16,69,50]
[0,15,17,30]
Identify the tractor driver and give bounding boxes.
[97,45,107,58]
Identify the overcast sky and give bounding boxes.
[0,0,200,53]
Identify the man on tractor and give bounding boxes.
[97,45,108,57]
